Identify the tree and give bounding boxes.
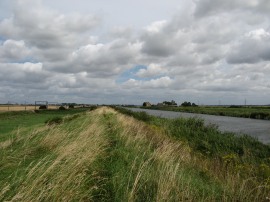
[192,103,198,107]
[39,105,47,109]
[181,102,198,107]
[181,101,191,107]
[143,102,151,107]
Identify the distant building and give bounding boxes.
[143,102,152,107]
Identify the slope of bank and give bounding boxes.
[127,107,270,144]
[1,107,270,201]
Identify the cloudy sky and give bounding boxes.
[0,0,270,105]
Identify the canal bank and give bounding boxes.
[127,108,270,144]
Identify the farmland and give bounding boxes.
[0,108,92,141]
[0,105,59,112]
[1,107,270,201]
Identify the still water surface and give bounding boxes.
[127,108,270,144]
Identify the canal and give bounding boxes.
[127,108,270,144]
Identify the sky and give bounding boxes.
[0,0,270,105]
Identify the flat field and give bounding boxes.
[0,105,59,112]
[0,108,91,141]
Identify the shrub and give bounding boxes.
[181,101,192,107]
[229,105,242,108]
[65,114,81,122]
[39,105,47,109]
[59,106,66,110]
[250,112,270,120]
[45,116,63,125]
[68,104,75,109]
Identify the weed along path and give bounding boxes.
[127,108,270,144]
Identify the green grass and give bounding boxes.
[115,107,270,181]
[0,108,92,141]
[116,107,270,158]
[1,107,270,201]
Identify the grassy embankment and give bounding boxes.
[1,107,270,201]
[0,108,91,141]
[142,105,270,120]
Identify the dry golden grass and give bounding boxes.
[113,112,205,201]
[111,109,268,201]
[0,105,59,111]
[4,110,109,201]
[0,139,13,149]
[117,113,191,163]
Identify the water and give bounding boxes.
[127,108,270,144]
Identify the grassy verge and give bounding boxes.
[114,107,270,193]
[1,107,270,201]
[0,107,104,201]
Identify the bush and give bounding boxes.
[45,116,63,125]
[59,106,66,110]
[250,112,270,120]
[181,101,191,107]
[65,114,81,122]
[229,105,242,108]
[68,105,75,109]
[39,105,47,109]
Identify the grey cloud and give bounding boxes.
[0,39,30,62]
[191,16,242,45]
[140,20,181,57]
[226,29,270,64]
[62,39,141,76]
[0,1,100,51]
[0,62,50,86]
[1,0,270,105]
[135,63,168,78]
[0,18,19,38]
[122,76,173,89]
[194,0,270,18]
[109,26,133,39]
[141,33,176,57]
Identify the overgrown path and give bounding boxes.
[0,107,269,201]
[127,107,270,144]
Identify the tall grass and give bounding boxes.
[1,107,269,201]
[114,107,270,200]
[0,109,108,201]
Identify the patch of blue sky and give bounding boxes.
[116,65,166,84]
[0,36,7,44]
[0,0,12,20]
[9,56,38,64]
